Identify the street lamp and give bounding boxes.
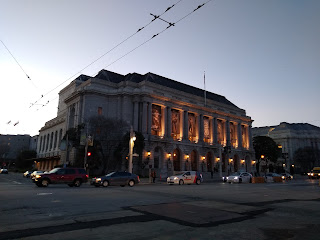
[128,127,136,173]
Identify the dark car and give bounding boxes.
[91,171,140,187]
[34,168,88,187]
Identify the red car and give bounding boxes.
[34,168,88,187]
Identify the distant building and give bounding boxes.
[36,70,255,176]
[0,134,32,168]
[252,122,320,172]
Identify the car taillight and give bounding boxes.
[86,174,89,179]
[137,176,140,182]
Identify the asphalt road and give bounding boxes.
[0,172,319,240]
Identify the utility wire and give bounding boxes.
[1,39,37,88]
[102,0,212,70]
[29,0,184,109]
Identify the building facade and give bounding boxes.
[0,134,33,168]
[252,122,320,172]
[36,70,255,176]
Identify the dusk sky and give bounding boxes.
[1,0,319,136]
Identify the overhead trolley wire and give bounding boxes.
[28,0,184,109]
[1,39,37,88]
[102,0,213,70]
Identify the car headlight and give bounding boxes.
[307,173,310,175]
[96,178,101,181]
[167,177,170,181]
[36,175,41,178]
[174,177,178,180]
[226,177,229,180]
[234,176,238,179]
[282,176,285,179]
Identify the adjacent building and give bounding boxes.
[36,70,255,177]
[0,134,36,168]
[252,122,320,172]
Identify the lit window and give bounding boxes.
[98,107,102,115]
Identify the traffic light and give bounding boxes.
[87,152,92,157]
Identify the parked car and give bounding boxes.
[307,167,320,179]
[265,172,283,182]
[224,172,252,183]
[23,170,33,178]
[167,171,203,185]
[0,169,8,174]
[30,171,44,180]
[281,172,293,180]
[91,171,140,187]
[33,168,88,187]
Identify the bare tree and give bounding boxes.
[88,116,129,174]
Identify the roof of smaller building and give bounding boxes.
[253,122,320,134]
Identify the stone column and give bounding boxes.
[117,96,122,120]
[142,102,148,135]
[133,101,139,131]
[183,110,188,140]
[147,103,152,135]
[248,123,253,150]
[162,106,167,137]
[199,114,204,143]
[167,106,172,138]
[226,119,231,146]
[196,114,200,142]
[237,122,242,149]
[213,117,218,144]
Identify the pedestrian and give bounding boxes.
[210,170,213,179]
[151,169,156,183]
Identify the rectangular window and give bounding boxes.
[203,116,210,143]
[241,125,249,149]
[151,104,162,136]
[98,107,102,115]
[188,113,196,141]
[171,109,180,140]
[230,122,238,148]
[217,120,225,145]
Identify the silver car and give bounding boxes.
[167,171,203,185]
[225,172,252,183]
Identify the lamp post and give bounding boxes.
[128,127,136,173]
[185,155,189,171]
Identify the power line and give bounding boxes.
[1,39,37,88]
[28,0,184,109]
[101,0,213,70]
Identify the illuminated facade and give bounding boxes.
[252,122,320,173]
[36,70,255,176]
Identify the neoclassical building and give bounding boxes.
[36,70,255,177]
[252,122,320,173]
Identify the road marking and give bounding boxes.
[12,181,22,184]
[37,193,53,196]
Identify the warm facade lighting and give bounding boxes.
[252,160,256,165]
[147,152,151,157]
[216,157,220,162]
[261,155,265,159]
